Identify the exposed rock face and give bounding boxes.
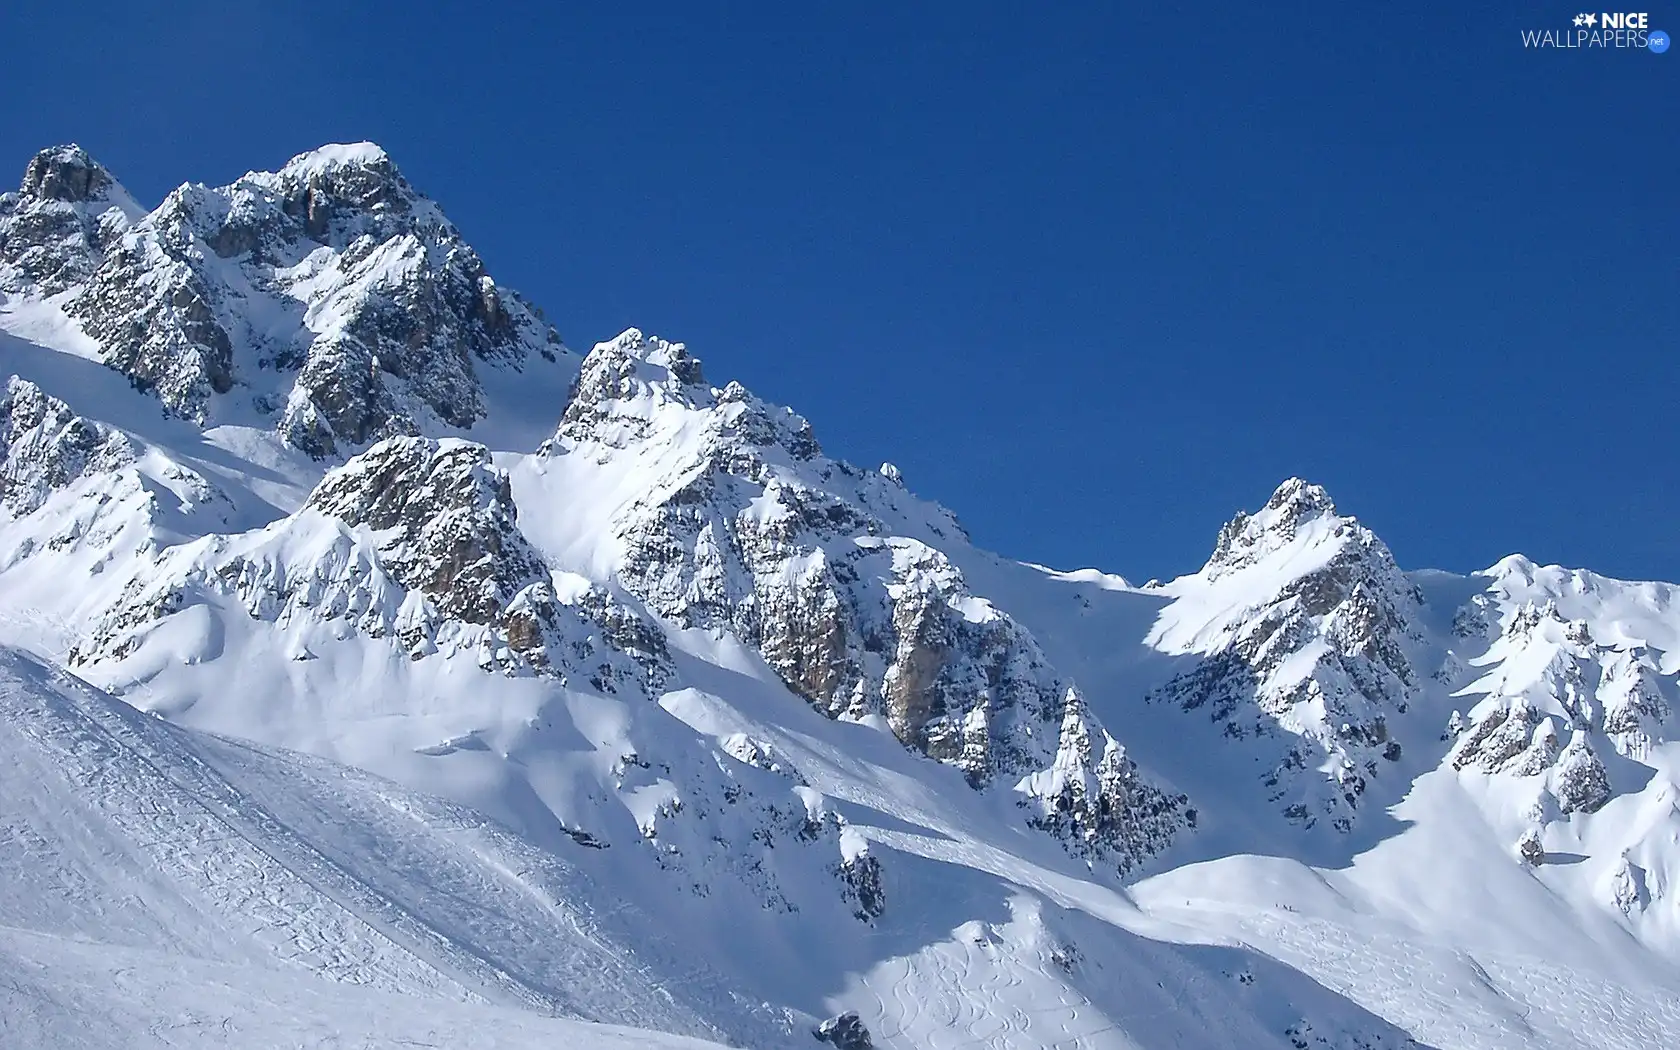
[0,145,143,296]
[838,849,886,922]
[1023,688,1196,873]
[548,329,1191,874]
[74,436,666,694]
[1205,478,1341,576]
[813,1012,874,1050]
[305,437,544,625]
[5,143,569,456]
[1552,732,1611,814]
[0,377,234,569]
[78,212,238,412]
[1149,480,1425,833]
[1598,646,1670,759]
[0,377,133,517]
[1451,700,1549,773]
[20,146,115,204]
[1447,598,1661,817]
[305,436,667,686]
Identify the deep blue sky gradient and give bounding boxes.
[5,2,1675,580]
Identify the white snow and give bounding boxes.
[277,140,392,174]
[2,179,1679,1047]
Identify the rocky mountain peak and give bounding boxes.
[1208,477,1345,575]
[244,141,433,247]
[18,144,116,203]
[559,328,708,437]
[11,143,570,456]
[540,334,1189,872]
[553,328,825,465]
[1264,476,1337,518]
[1,145,143,295]
[1151,479,1429,833]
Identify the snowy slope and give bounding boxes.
[0,645,744,1048]
[2,141,1680,1049]
[0,621,1436,1050]
[950,487,1680,1050]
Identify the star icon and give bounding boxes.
[1574,13,1586,25]
[1585,12,1598,26]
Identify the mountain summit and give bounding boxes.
[0,142,572,456]
[0,144,146,297]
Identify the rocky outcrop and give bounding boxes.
[1149,480,1425,833]
[306,436,667,685]
[1552,732,1611,814]
[1023,688,1195,875]
[75,207,238,413]
[0,377,133,517]
[74,436,666,694]
[1445,597,1665,821]
[548,330,1192,874]
[1450,700,1549,772]
[6,143,569,455]
[1598,646,1670,759]
[813,1012,874,1050]
[0,145,142,296]
[0,377,234,570]
[305,437,544,625]
[837,849,885,922]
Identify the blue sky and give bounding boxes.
[5,2,1675,581]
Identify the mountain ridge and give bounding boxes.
[2,141,1679,1050]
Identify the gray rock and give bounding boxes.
[0,145,139,295]
[20,144,115,203]
[812,1012,873,1049]
[0,376,133,516]
[1552,732,1611,814]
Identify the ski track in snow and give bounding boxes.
[1234,909,1680,1050]
[0,925,726,1049]
[0,649,747,1046]
[1127,896,1680,1050]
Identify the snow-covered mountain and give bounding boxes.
[1,141,572,457]
[3,143,1679,1050]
